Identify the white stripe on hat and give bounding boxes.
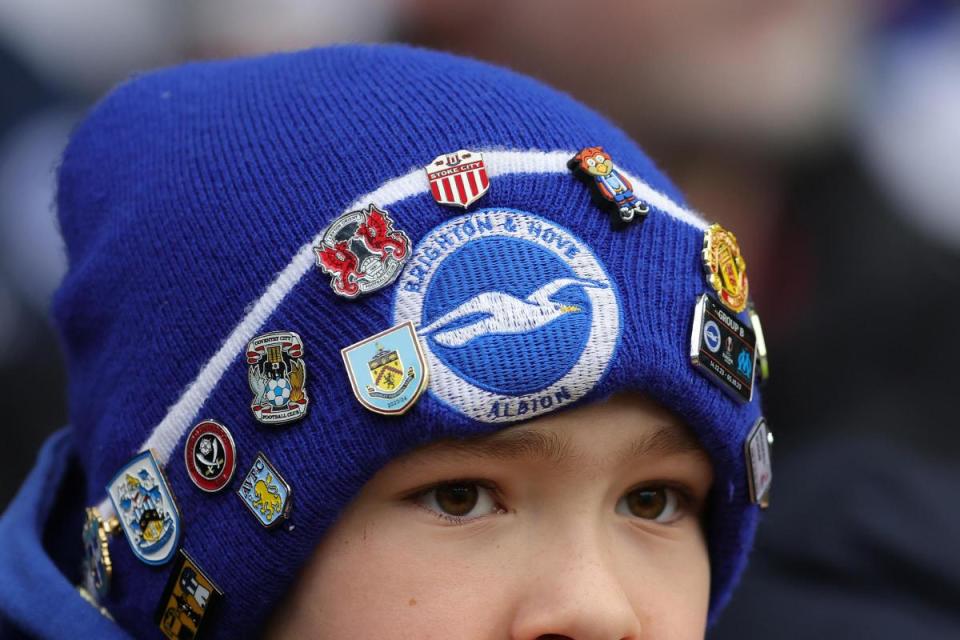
[97,149,706,516]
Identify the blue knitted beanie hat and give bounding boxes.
[55,44,766,637]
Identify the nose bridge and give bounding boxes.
[510,517,642,640]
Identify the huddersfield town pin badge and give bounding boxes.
[702,223,749,313]
[690,293,757,403]
[568,146,649,223]
[247,331,309,425]
[237,452,292,528]
[744,418,773,509]
[314,204,410,299]
[342,321,429,416]
[81,507,117,602]
[156,550,223,640]
[184,420,237,493]
[425,149,490,209]
[106,450,181,566]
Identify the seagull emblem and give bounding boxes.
[419,277,605,348]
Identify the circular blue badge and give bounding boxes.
[703,320,721,353]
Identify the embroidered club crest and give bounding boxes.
[246,331,309,425]
[341,321,429,415]
[314,204,410,298]
[184,420,237,492]
[237,452,292,528]
[81,507,116,602]
[106,450,181,566]
[425,149,489,209]
[156,550,223,640]
[702,223,749,313]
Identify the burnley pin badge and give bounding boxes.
[341,321,429,416]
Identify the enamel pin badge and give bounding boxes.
[568,146,649,223]
[425,149,490,209]
[702,223,749,313]
[744,418,773,509]
[247,331,309,425]
[314,204,410,299]
[156,550,223,640]
[81,507,117,602]
[341,321,429,415]
[237,452,292,528]
[106,450,181,566]
[690,293,757,403]
[184,420,237,492]
[748,305,770,385]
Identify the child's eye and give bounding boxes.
[615,486,684,524]
[414,481,502,523]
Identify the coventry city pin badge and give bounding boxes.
[702,223,749,313]
[314,204,410,299]
[81,507,117,602]
[568,146,650,223]
[237,452,292,528]
[106,450,181,566]
[744,418,773,509]
[247,331,309,425]
[690,293,757,403]
[425,149,490,209]
[184,420,237,493]
[156,550,223,640]
[341,321,429,416]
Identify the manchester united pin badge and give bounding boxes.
[184,420,237,492]
[702,223,749,313]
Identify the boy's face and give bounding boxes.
[268,394,714,639]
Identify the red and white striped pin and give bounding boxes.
[424,149,489,209]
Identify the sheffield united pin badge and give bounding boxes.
[568,146,649,223]
[156,550,223,640]
[425,149,490,209]
[341,321,429,416]
[237,452,292,528]
[314,204,410,299]
[247,331,309,425]
[184,420,237,492]
[702,223,749,313]
[106,450,181,566]
[690,293,757,403]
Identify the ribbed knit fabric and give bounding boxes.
[53,44,763,638]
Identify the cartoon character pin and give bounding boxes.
[246,331,309,425]
[184,420,237,492]
[424,149,490,209]
[106,450,181,566]
[155,550,223,640]
[702,223,749,313]
[341,321,429,416]
[237,452,292,528]
[314,204,410,299]
[81,507,117,602]
[569,146,650,223]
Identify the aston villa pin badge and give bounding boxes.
[106,450,181,566]
[568,146,649,223]
[702,223,749,313]
[314,204,410,299]
[156,550,223,640]
[237,452,292,528]
[425,149,490,209]
[690,293,757,403]
[342,321,429,416]
[744,418,773,509]
[184,420,237,492]
[246,331,309,425]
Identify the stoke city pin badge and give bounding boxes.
[106,450,181,566]
[568,146,649,223]
[314,204,410,298]
[237,452,292,528]
[155,550,223,640]
[424,149,490,209]
[744,418,773,509]
[341,321,429,416]
[246,331,309,425]
[184,420,237,492]
[702,223,749,313]
[81,507,118,602]
[689,293,757,403]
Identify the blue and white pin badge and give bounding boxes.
[237,452,292,528]
[106,450,181,566]
[247,331,309,425]
[341,321,429,416]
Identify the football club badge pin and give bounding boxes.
[690,293,757,403]
[424,149,490,209]
[247,331,309,425]
[81,507,117,602]
[568,146,650,223]
[184,420,237,492]
[314,204,410,299]
[156,550,223,640]
[748,305,770,384]
[744,418,773,509]
[341,321,429,416]
[237,452,292,528]
[106,450,181,566]
[702,223,749,313]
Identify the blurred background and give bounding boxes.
[1,0,957,636]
